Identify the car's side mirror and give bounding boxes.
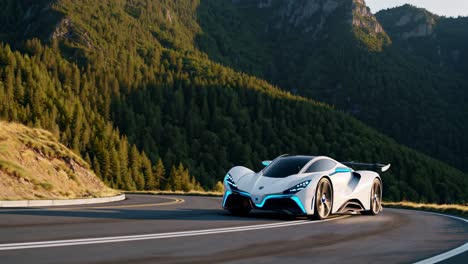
[262,160,272,166]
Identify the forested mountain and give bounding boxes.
[377,4,468,79]
[194,0,468,172]
[0,0,467,203]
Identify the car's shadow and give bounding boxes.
[0,208,306,222]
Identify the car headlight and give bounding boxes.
[224,173,238,190]
[283,180,311,194]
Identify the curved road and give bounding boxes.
[0,194,466,263]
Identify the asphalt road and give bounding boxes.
[0,194,466,264]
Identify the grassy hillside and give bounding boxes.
[0,0,466,203]
[0,121,117,200]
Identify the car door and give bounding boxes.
[305,159,352,213]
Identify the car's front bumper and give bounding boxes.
[223,190,307,215]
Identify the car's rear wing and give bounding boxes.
[341,162,391,172]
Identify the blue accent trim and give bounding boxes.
[223,190,232,207]
[223,174,229,186]
[254,194,292,207]
[331,167,352,175]
[291,196,307,214]
[262,160,272,166]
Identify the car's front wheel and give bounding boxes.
[363,178,382,215]
[309,177,333,220]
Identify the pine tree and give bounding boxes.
[110,149,122,188]
[153,158,165,190]
[130,145,145,190]
[92,157,102,179]
[166,165,177,191]
[142,154,156,190]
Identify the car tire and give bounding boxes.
[309,177,333,220]
[362,178,382,216]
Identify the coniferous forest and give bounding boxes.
[0,0,467,203]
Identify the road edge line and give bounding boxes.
[409,210,468,264]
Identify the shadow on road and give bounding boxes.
[0,208,306,223]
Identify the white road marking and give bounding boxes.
[0,216,347,251]
[413,212,468,264]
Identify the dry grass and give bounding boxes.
[17,128,88,168]
[383,201,468,218]
[0,121,118,200]
[0,160,31,180]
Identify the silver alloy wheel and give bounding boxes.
[371,180,382,214]
[316,179,333,219]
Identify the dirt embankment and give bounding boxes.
[0,121,117,200]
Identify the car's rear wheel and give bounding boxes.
[363,178,382,215]
[309,177,333,220]
[228,208,251,216]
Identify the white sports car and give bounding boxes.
[222,155,390,219]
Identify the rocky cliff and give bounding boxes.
[231,0,389,49]
[377,4,438,40]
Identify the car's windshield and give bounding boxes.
[263,156,313,178]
